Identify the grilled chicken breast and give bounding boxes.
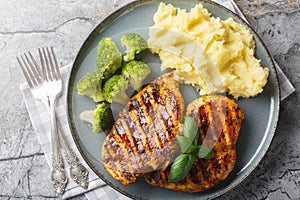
[101,72,184,186]
[144,95,244,192]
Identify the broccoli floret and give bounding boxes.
[121,60,151,91]
[78,37,121,102]
[80,102,113,133]
[77,72,104,102]
[103,75,129,104]
[96,37,122,77]
[121,33,147,62]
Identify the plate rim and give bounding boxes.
[66,0,280,199]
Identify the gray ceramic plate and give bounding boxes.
[67,0,280,199]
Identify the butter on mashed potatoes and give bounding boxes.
[148,2,269,98]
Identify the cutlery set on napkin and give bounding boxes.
[19,0,295,199]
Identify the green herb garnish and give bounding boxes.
[198,145,214,159]
[168,153,196,182]
[168,116,214,183]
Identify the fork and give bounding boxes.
[57,120,89,189]
[39,48,89,190]
[17,47,67,194]
[17,47,89,194]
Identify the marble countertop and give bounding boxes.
[0,0,299,199]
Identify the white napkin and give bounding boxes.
[20,64,109,199]
[19,0,295,200]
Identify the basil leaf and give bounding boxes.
[185,142,197,154]
[168,153,196,182]
[185,130,199,154]
[183,116,198,141]
[198,145,214,159]
[176,135,193,153]
[193,131,199,146]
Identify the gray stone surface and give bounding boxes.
[0,0,299,199]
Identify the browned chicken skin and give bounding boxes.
[101,72,184,186]
[144,95,244,192]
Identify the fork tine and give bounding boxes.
[39,48,47,81]
[28,51,43,79]
[17,56,34,88]
[46,47,56,80]
[24,52,42,84]
[51,47,61,79]
[42,47,52,81]
[20,55,38,87]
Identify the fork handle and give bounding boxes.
[49,97,60,161]
[48,97,68,195]
[56,120,89,189]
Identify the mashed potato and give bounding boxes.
[148,2,269,98]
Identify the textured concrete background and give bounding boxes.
[0,0,299,199]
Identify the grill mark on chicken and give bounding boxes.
[140,86,179,170]
[198,103,210,133]
[105,133,137,183]
[162,94,176,139]
[149,84,175,143]
[115,122,130,148]
[133,92,164,152]
[101,72,184,186]
[142,86,179,148]
[115,120,141,171]
[141,90,163,149]
[129,98,152,152]
[111,130,135,175]
[202,98,226,148]
[122,112,146,160]
[144,95,244,192]
[151,84,163,103]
